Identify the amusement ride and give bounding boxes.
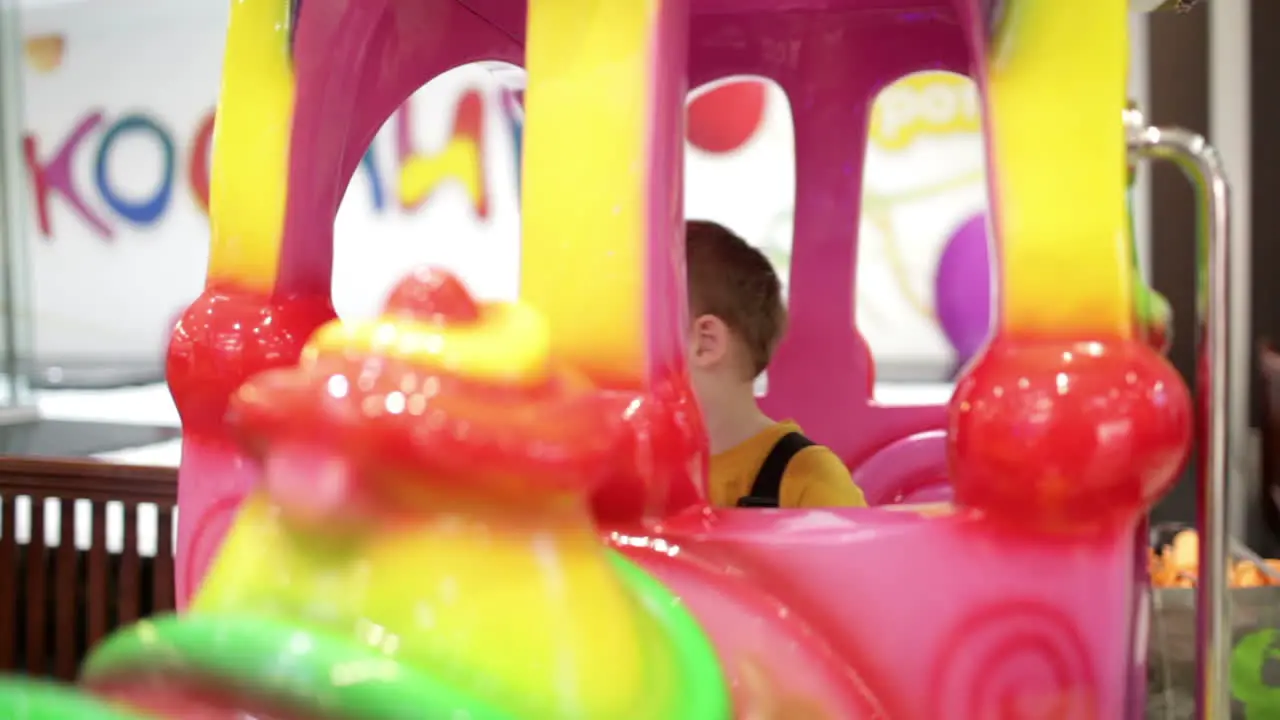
[0,0,1246,717]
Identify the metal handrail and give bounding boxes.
[1126,108,1235,720]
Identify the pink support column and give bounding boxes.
[171,0,523,607]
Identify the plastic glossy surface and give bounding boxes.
[0,0,1196,718]
[707,5,966,503]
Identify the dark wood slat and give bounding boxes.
[0,496,14,670]
[53,500,78,679]
[153,505,175,612]
[86,502,109,649]
[25,495,47,675]
[117,503,140,625]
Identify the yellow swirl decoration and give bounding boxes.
[520,0,657,387]
[987,0,1131,338]
[206,0,296,292]
[305,302,552,386]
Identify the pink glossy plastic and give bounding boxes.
[137,0,1195,718]
[722,11,963,503]
[167,0,957,605]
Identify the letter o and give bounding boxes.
[94,114,176,225]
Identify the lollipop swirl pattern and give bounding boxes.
[180,494,241,601]
[930,602,1098,719]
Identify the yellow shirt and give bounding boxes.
[708,421,867,508]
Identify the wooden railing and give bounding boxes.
[0,458,177,679]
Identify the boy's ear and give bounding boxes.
[690,314,729,369]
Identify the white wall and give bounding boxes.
[13,1,1153,386]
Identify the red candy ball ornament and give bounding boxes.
[167,287,336,436]
[948,336,1192,530]
[383,267,480,323]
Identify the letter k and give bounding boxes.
[25,112,112,239]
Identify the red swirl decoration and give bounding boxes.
[929,601,1098,719]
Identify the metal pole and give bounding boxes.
[0,0,35,421]
[1128,115,1233,719]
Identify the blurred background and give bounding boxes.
[0,1,1272,547]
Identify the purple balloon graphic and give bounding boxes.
[935,214,992,365]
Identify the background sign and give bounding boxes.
[16,0,1003,384]
[19,1,523,385]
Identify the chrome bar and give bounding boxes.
[1127,114,1233,720]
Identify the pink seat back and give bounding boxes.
[854,430,952,505]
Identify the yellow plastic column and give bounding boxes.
[206,0,297,293]
[986,0,1131,338]
[520,0,664,387]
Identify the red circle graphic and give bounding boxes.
[686,79,768,155]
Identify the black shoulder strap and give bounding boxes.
[737,432,815,508]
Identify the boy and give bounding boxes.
[685,220,867,509]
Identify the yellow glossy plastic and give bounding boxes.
[519,0,657,387]
[196,490,678,717]
[305,302,553,385]
[205,0,296,293]
[988,0,1131,338]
